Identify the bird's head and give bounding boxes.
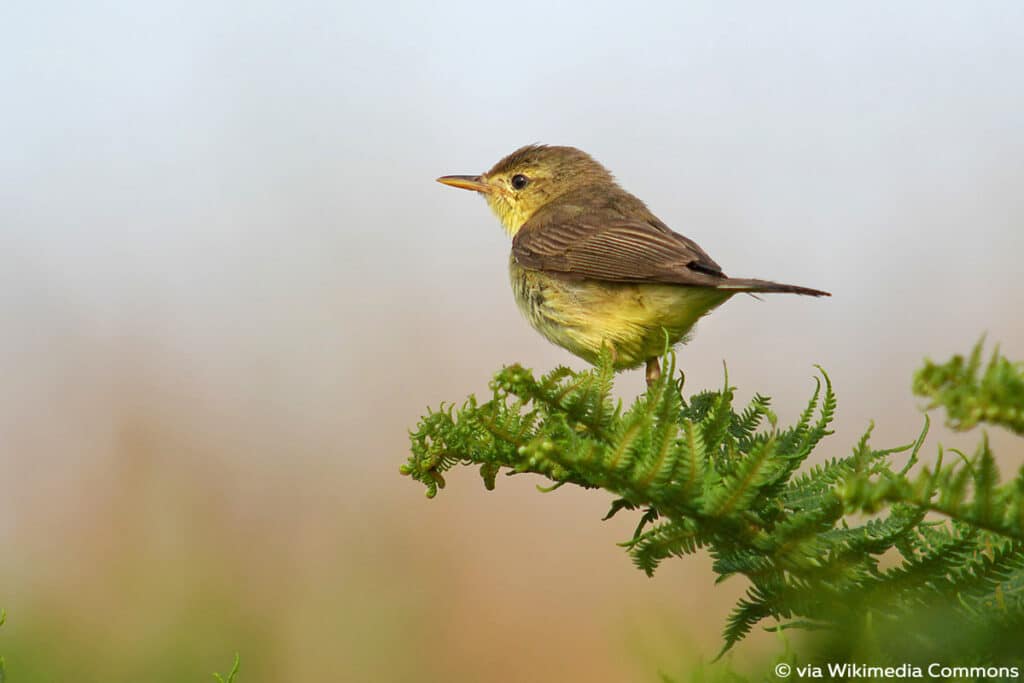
[437,144,614,236]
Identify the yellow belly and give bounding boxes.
[509,256,732,369]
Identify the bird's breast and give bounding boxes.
[507,253,732,367]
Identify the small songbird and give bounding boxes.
[437,145,829,385]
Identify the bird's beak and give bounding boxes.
[436,174,492,194]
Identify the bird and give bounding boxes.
[437,145,829,386]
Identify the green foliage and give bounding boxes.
[404,341,1024,664]
[1,609,6,683]
[0,611,240,683]
[212,653,240,683]
[914,338,1024,435]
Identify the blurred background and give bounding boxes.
[2,1,1023,680]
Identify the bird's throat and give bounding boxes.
[485,194,532,237]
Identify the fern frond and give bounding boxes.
[701,436,779,518]
[914,338,1024,434]
[405,340,1024,661]
[626,518,706,576]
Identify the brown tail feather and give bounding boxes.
[716,278,831,297]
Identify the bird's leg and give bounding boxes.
[645,357,661,387]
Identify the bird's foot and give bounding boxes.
[645,357,661,388]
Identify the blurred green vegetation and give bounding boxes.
[0,602,264,683]
[213,654,240,683]
[914,339,1024,435]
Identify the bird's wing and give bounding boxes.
[512,213,726,285]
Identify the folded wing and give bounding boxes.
[513,212,727,286]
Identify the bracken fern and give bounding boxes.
[403,339,1024,663]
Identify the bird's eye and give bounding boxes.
[511,174,529,190]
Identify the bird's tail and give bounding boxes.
[715,278,831,297]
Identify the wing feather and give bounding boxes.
[513,211,726,286]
